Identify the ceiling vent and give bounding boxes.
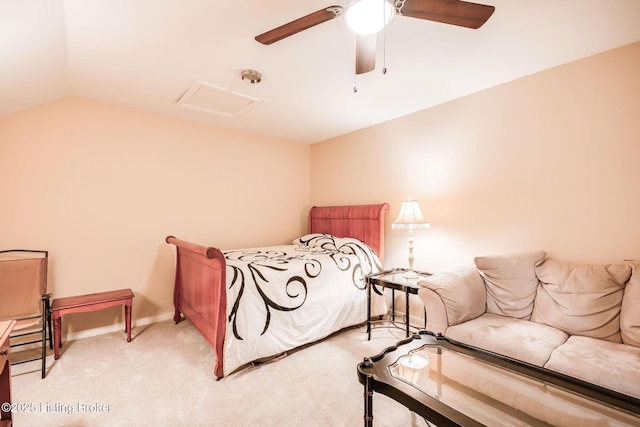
[177,80,261,119]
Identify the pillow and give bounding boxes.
[474,251,546,320]
[294,234,373,255]
[621,260,640,347]
[293,234,338,251]
[531,259,631,342]
[294,234,381,276]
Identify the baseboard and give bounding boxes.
[14,312,176,352]
[64,312,175,342]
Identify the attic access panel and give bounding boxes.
[177,80,261,119]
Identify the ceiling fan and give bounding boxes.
[255,0,495,75]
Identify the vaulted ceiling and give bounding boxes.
[2,1,639,143]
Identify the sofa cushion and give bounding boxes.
[474,250,546,320]
[532,259,631,342]
[544,335,640,399]
[445,313,568,367]
[419,264,486,326]
[621,260,640,347]
[440,350,634,426]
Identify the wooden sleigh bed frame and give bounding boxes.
[165,203,389,378]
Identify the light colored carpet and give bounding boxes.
[10,320,429,426]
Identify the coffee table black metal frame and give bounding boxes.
[366,268,431,340]
[357,331,640,427]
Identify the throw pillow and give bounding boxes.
[474,250,546,320]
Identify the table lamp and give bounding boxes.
[392,198,429,279]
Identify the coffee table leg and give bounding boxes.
[364,374,374,427]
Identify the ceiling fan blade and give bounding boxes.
[355,34,376,75]
[397,0,495,29]
[255,6,343,45]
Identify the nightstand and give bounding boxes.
[366,268,432,340]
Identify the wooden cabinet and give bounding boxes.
[0,320,16,427]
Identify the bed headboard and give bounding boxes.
[308,203,389,264]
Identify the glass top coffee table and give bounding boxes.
[357,332,640,427]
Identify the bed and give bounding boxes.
[165,203,389,378]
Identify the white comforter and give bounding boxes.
[221,234,386,376]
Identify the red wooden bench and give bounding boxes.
[50,289,134,359]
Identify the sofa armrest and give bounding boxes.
[417,287,449,334]
[418,264,487,328]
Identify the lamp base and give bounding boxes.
[403,269,420,279]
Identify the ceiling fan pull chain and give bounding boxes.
[382,2,388,75]
[353,74,358,93]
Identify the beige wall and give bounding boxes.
[311,42,640,274]
[0,97,311,334]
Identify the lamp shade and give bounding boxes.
[392,199,429,229]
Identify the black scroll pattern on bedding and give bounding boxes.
[224,235,381,340]
[225,250,315,340]
[296,234,383,291]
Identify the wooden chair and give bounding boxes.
[0,250,52,378]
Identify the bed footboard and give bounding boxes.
[165,236,227,378]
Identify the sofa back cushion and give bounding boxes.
[474,251,546,320]
[532,259,631,342]
[621,260,640,347]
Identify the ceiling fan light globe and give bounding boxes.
[345,0,395,36]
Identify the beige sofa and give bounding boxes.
[417,251,640,399]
